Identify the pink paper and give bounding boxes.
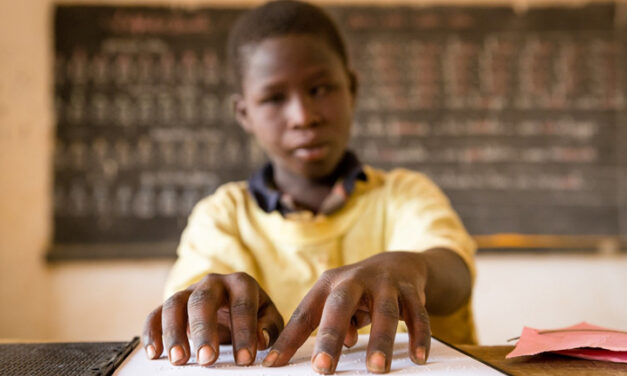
[506,322,627,363]
[554,348,627,363]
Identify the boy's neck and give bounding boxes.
[273,164,339,213]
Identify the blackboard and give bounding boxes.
[50,4,627,259]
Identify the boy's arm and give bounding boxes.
[421,247,472,315]
[384,170,477,288]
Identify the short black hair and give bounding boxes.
[226,0,349,91]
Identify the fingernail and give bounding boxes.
[415,346,427,365]
[169,345,185,364]
[236,348,252,366]
[197,345,216,365]
[262,329,271,348]
[367,351,387,373]
[145,345,156,359]
[312,352,333,374]
[262,350,279,367]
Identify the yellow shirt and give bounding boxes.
[165,166,477,344]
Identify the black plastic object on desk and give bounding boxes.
[0,337,139,376]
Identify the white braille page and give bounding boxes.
[115,333,504,375]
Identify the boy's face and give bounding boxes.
[234,35,356,180]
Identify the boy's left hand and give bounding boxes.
[261,251,433,374]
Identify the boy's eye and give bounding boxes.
[310,84,333,97]
[260,93,285,104]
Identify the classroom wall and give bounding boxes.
[1,0,626,345]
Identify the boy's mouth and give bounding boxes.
[292,144,330,161]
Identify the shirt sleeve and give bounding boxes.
[384,169,477,282]
[163,184,260,300]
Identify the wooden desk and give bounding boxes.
[2,340,626,375]
[458,344,627,375]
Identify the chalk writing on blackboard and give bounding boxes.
[51,4,626,258]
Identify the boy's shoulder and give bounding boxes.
[362,166,449,205]
[191,180,250,216]
[363,166,438,191]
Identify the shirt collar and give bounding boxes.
[248,151,367,216]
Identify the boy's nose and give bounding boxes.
[285,94,320,129]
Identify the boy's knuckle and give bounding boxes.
[415,309,430,324]
[189,321,210,337]
[204,273,223,282]
[317,327,342,347]
[229,271,253,285]
[416,324,432,339]
[146,306,161,322]
[319,269,338,286]
[233,327,253,341]
[373,332,396,349]
[161,325,181,342]
[289,306,316,332]
[375,299,399,319]
[326,287,353,309]
[320,269,334,280]
[372,271,394,285]
[188,289,213,309]
[142,331,153,345]
[230,298,255,315]
[163,291,187,311]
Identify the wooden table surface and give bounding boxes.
[2,339,627,375]
[458,345,627,375]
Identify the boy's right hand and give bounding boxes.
[142,272,284,367]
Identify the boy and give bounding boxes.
[142,1,476,374]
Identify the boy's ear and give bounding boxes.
[231,93,252,133]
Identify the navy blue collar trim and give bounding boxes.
[247,151,367,215]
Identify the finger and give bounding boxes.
[366,287,400,373]
[256,292,284,350]
[352,308,371,329]
[187,276,226,366]
[218,323,232,344]
[215,307,237,344]
[343,308,369,348]
[225,272,259,366]
[263,276,330,367]
[312,281,363,374]
[162,290,193,365]
[142,305,163,360]
[400,286,431,365]
[343,319,358,348]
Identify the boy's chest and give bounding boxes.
[255,225,385,321]
[252,212,387,288]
